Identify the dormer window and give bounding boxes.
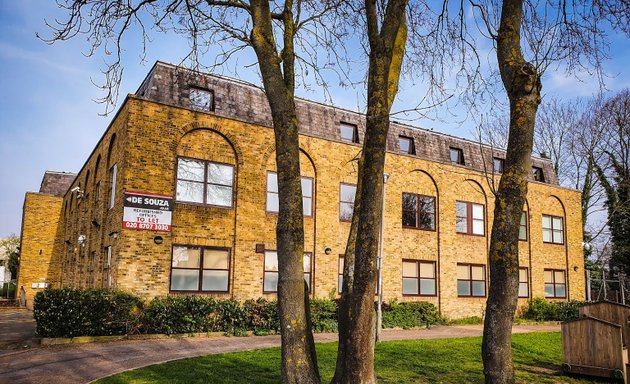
[450,147,465,165]
[189,88,214,111]
[340,123,359,143]
[532,167,545,182]
[493,157,504,173]
[399,135,415,154]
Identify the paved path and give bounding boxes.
[0,309,559,384]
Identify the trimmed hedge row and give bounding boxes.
[33,288,143,337]
[34,289,443,338]
[521,297,585,322]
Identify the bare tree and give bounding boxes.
[424,0,629,382]
[42,1,351,382]
[333,1,408,383]
[471,1,628,382]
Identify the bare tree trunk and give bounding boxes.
[250,1,320,383]
[333,1,407,382]
[482,0,541,383]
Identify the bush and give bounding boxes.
[521,297,584,322]
[33,288,142,338]
[310,298,338,333]
[244,298,280,334]
[143,296,249,335]
[382,300,443,329]
[33,289,445,338]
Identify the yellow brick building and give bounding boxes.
[18,62,585,318]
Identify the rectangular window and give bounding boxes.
[542,214,564,244]
[457,263,486,297]
[339,183,357,222]
[519,267,529,298]
[544,269,566,298]
[402,260,436,296]
[532,166,545,182]
[399,135,415,154]
[189,88,214,111]
[104,246,112,288]
[338,255,344,293]
[95,181,101,201]
[108,164,117,209]
[402,193,436,230]
[170,246,230,292]
[340,122,359,143]
[450,147,465,165]
[456,201,484,236]
[176,158,234,207]
[493,157,504,173]
[266,172,313,216]
[519,212,528,241]
[264,251,312,293]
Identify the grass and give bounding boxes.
[97,332,613,384]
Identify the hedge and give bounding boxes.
[33,288,442,338]
[33,288,142,338]
[520,297,585,322]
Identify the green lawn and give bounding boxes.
[97,332,613,384]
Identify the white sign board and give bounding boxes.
[123,192,173,232]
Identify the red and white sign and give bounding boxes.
[122,192,173,232]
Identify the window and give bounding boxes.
[340,122,359,143]
[456,201,484,235]
[95,181,101,202]
[402,193,436,230]
[340,183,357,222]
[519,267,529,298]
[338,255,344,293]
[493,157,504,173]
[532,166,545,182]
[263,251,312,293]
[402,260,436,296]
[450,147,465,165]
[542,214,564,244]
[519,212,528,241]
[170,246,230,292]
[544,269,566,298]
[457,264,486,297]
[176,158,234,207]
[399,135,415,154]
[108,164,117,209]
[189,88,214,111]
[266,172,313,216]
[104,246,112,288]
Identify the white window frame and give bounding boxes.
[266,172,313,217]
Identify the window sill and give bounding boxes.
[402,225,437,232]
[456,232,486,237]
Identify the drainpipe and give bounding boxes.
[376,172,389,342]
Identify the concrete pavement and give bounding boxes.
[0,309,560,384]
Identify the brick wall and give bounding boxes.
[20,64,582,319]
[17,193,64,308]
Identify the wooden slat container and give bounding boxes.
[580,301,630,347]
[562,316,627,380]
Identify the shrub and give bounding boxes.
[310,298,338,333]
[382,300,443,329]
[244,298,280,334]
[33,288,142,338]
[521,297,584,322]
[143,296,250,335]
[142,295,221,334]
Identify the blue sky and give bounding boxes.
[0,1,629,238]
